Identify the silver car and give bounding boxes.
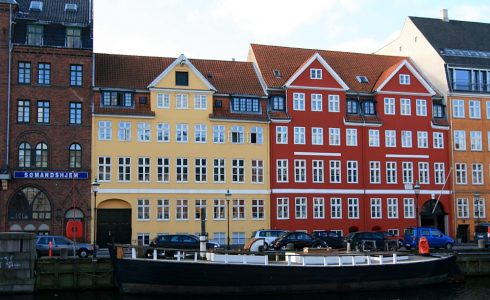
[36,235,94,258]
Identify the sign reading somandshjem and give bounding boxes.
[13,171,89,180]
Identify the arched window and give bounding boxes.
[18,142,31,168]
[69,143,82,168]
[8,187,51,220]
[35,142,48,168]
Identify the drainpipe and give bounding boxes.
[6,3,13,170]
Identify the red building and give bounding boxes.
[249,44,452,237]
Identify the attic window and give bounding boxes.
[207,73,213,79]
[356,76,369,83]
[65,3,78,12]
[273,69,281,78]
[29,1,43,12]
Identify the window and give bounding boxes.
[157,93,170,108]
[232,232,246,245]
[331,198,342,219]
[157,199,170,220]
[98,156,111,181]
[277,198,289,219]
[295,197,307,219]
[329,128,340,146]
[387,198,398,219]
[232,199,245,220]
[70,65,83,86]
[346,128,357,146]
[213,232,225,245]
[433,104,445,118]
[470,131,482,151]
[452,99,465,118]
[474,197,486,219]
[293,93,305,111]
[194,124,207,143]
[231,126,244,144]
[469,100,481,119]
[176,94,189,109]
[348,198,359,219]
[453,130,466,150]
[416,99,427,116]
[401,130,412,148]
[402,162,413,184]
[434,162,445,184]
[118,122,132,142]
[18,142,31,168]
[251,199,264,219]
[38,63,50,85]
[232,98,260,113]
[213,159,225,183]
[195,158,207,182]
[250,127,263,144]
[276,159,288,182]
[328,95,340,112]
[213,125,225,143]
[417,131,428,148]
[455,163,467,184]
[101,91,133,107]
[370,198,382,219]
[312,127,323,145]
[310,68,322,79]
[37,101,49,124]
[137,122,151,142]
[370,161,381,184]
[118,157,131,182]
[195,199,207,220]
[457,198,469,218]
[137,199,150,220]
[369,130,379,147]
[66,27,81,48]
[35,143,48,168]
[27,25,43,45]
[69,143,81,168]
[137,233,150,246]
[157,158,170,182]
[313,198,324,219]
[138,157,150,182]
[363,101,375,114]
[433,132,444,149]
[18,62,31,84]
[404,198,415,218]
[472,163,483,185]
[156,123,169,142]
[347,161,358,183]
[384,98,395,115]
[194,95,207,110]
[251,160,264,183]
[271,96,285,110]
[276,126,288,144]
[175,71,189,86]
[232,159,245,183]
[386,162,397,184]
[347,99,359,114]
[294,160,306,183]
[176,124,188,142]
[17,100,30,123]
[400,98,411,115]
[399,74,410,85]
[385,130,396,147]
[176,199,189,220]
[69,102,82,125]
[312,160,324,183]
[311,94,323,111]
[176,158,188,182]
[487,101,490,119]
[294,127,305,144]
[330,160,341,183]
[213,199,225,220]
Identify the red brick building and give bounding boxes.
[249,44,453,237]
[0,0,93,241]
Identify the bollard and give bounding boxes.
[478,239,485,249]
[48,240,52,257]
[418,236,430,255]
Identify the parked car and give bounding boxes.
[312,230,343,249]
[342,232,385,251]
[146,234,220,258]
[250,229,286,249]
[378,231,404,249]
[404,227,454,250]
[269,231,327,250]
[36,235,94,258]
[475,223,490,247]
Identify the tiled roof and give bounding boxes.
[250,44,406,93]
[95,53,266,96]
[432,118,450,127]
[268,110,291,121]
[15,0,91,26]
[345,114,382,125]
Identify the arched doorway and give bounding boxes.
[420,199,447,233]
[64,208,86,242]
[8,186,52,234]
[97,199,132,248]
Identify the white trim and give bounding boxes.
[209,118,270,124]
[149,87,214,94]
[375,60,436,95]
[93,113,154,119]
[376,91,433,97]
[448,92,490,99]
[431,123,450,130]
[284,53,349,90]
[272,189,451,195]
[385,154,429,159]
[270,119,291,124]
[251,61,268,96]
[287,85,346,92]
[99,188,270,195]
[294,152,341,157]
[147,54,217,91]
[343,119,383,127]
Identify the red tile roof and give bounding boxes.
[95,53,266,96]
[250,44,407,93]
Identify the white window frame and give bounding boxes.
[330,198,342,219]
[399,74,410,85]
[416,99,427,116]
[469,100,481,119]
[276,159,288,183]
[312,160,324,183]
[294,127,306,144]
[434,162,445,185]
[311,94,323,111]
[453,130,466,150]
[433,132,444,149]
[346,128,357,146]
[369,130,379,147]
[401,130,412,148]
[312,127,323,145]
[176,94,189,109]
[295,197,307,219]
[452,99,465,118]
[384,98,395,115]
[387,198,398,219]
[329,128,340,146]
[347,161,358,184]
[348,198,359,219]
[385,130,396,147]
[118,122,131,141]
[400,98,411,115]
[313,197,325,219]
[157,93,170,108]
[157,123,170,142]
[194,94,207,110]
[294,159,306,183]
[403,198,415,218]
[277,198,289,220]
[293,93,305,111]
[276,126,288,144]
[370,198,382,219]
[417,131,428,148]
[310,68,322,79]
[328,95,340,112]
[329,160,341,183]
[213,125,225,144]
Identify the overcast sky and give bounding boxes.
[93,0,490,61]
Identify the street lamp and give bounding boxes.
[475,192,481,225]
[413,180,421,250]
[225,189,231,251]
[91,179,100,260]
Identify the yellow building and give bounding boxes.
[92,54,269,248]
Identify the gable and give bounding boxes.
[375,60,435,95]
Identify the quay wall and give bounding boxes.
[456,251,490,277]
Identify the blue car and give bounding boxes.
[404,227,454,250]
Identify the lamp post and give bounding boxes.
[475,192,481,225]
[91,179,100,260]
[225,189,231,251]
[413,181,421,250]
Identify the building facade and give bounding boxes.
[250,44,452,237]
[377,11,490,241]
[0,0,93,241]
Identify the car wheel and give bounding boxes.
[263,243,269,250]
[313,243,323,249]
[405,245,411,250]
[445,243,453,250]
[78,248,89,258]
[280,245,287,251]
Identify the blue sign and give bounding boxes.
[13,171,89,180]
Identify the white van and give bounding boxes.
[250,230,286,249]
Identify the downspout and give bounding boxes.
[6,3,13,169]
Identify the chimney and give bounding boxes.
[441,9,449,22]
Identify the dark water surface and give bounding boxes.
[2,277,490,300]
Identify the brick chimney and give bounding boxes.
[441,9,449,22]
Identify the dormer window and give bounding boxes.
[232,97,260,113]
[65,3,78,12]
[271,96,285,111]
[433,103,445,118]
[347,99,359,114]
[362,100,375,115]
[310,68,322,79]
[175,71,189,86]
[273,69,281,78]
[399,74,411,85]
[66,27,82,48]
[102,91,134,108]
[356,75,369,83]
[27,25,43,46]
[29,1,43,12]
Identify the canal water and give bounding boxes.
[2,277,489,300]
